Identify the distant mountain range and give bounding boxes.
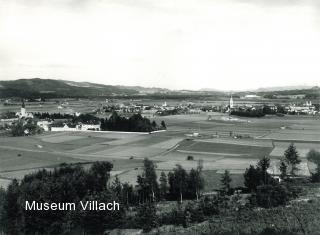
[0,78,318,99]
[200,85,319,92]
[254,85,318,92]
[0,78,169,98]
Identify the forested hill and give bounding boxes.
[233,86,320,99]
[0,78,168,98]
[256,86,320,98]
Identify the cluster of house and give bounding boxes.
[0,102,101,132]
[227,95,318,115]
[286,101,317,115]
[102,101,201,116]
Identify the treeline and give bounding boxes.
[135,161,204,204]
[72,113,100,124]
[0,162,124,234]
[100,112,166,132]
[0,111,16,119]
[157,109,180,116]
[0,159,201,234]
[33,112,74,119]
[231,109,266,118]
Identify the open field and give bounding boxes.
[1,111,320,189]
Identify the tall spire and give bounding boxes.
[229,94,234,109]
[22,99,25,108]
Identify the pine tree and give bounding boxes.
[1,179,21,235]
[161,120,166,129]
[188,163,204,200]
[284,143,301,175]
[279,161,287,180]
[111,176,122,199]
[244,165,261,192]
[257,156,270,173]
[220,170,232,195]
[136,202,158,232]
[257,156,271,184]
[159,171,168,200]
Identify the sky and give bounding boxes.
[0,0,320,91]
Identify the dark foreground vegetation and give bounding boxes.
[0,147,320,235]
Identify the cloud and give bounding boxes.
[0,0,320,90]
[228,0,320,8]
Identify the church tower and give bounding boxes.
[21,99,26,117]
[229,95,234,109]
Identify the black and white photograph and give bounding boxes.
[0,0,320,234]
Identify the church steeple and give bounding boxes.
[22,99,25,108]
[229,94,234,109]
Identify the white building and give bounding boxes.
[16,101,33,119]
[51,123,100,132]
[243,94,261,99]
[37,120,52,131]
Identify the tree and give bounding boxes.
[256,184,289,208]
[11,120,25,136]
[188,168,204,200]
[307,149,320,165]
[220,170,232,195]
[0,162,128,234]
[101,111,158,132]
[136,202,158,232]
[284,143,301,175]
[159,172,168,200]
[111,176,122,199]
[244,165,262,192]
[187,155,194,161]
[306,149,320,182]
[151,120,157,129]
[311,166,320,182]
[257,156,271,184]
[279,160,288,180]
[244,157,275,192]
[137,158,159,202]
[257,156,270,173]
[121,182,134,206]
[195,160,204,200]
[168,165,188,202]
[1,179,21,235]
[88,161,113,192]
[161,120,166,129]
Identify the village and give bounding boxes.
[0,94,319,135]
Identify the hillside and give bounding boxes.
[1,78,318,99]
[232,86,320,99]
[256,86,320,99]
[0,78,167,98]
[0,78,226,99]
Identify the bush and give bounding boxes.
[255,184,289,208]
[136,202,158,232]
[187,156,194,161]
